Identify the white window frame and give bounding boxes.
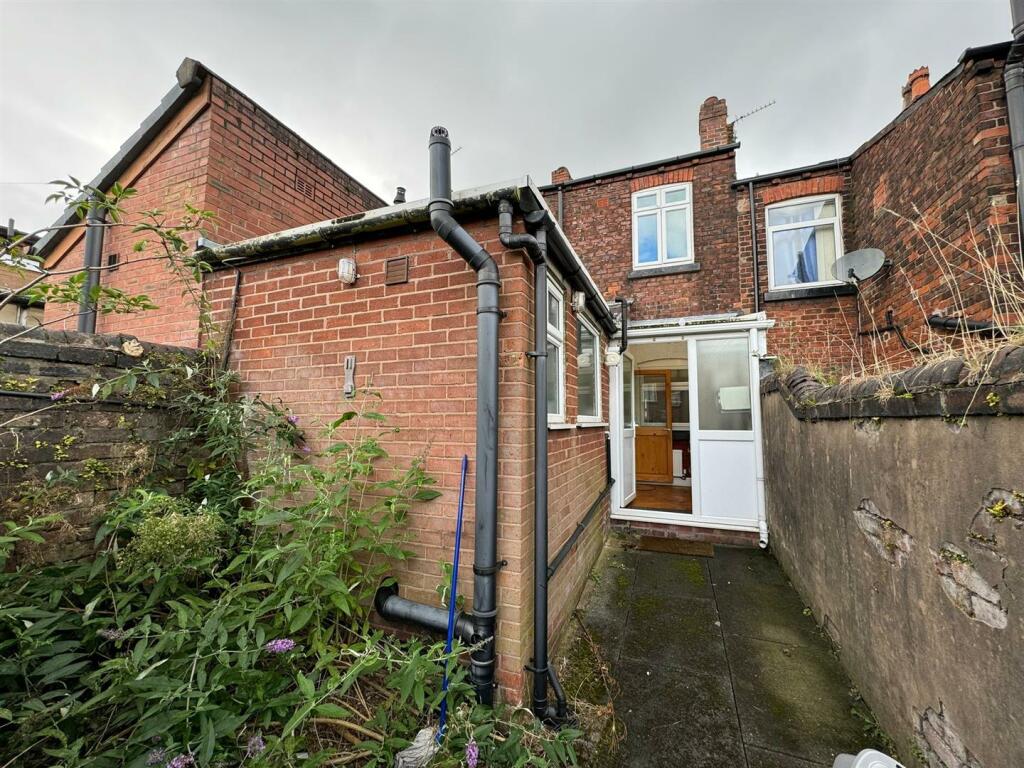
[765,193,845,290]
[576,314,602,423]
[631,182,695,270]
[546,272,566,424]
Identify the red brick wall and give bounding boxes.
[741,170,861,373]
[43,108,216,346]
[204,217,609,703]
[202,78,384,245]
[44,74,383,345]
[850,53,1018,368]
[545,150,742,321]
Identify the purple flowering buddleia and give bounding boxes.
[465,737,479,768]
[264,638,295,654]
[246,733,266,757]
[286,415,299,425]
[167,754,195,768]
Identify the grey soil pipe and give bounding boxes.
[428,126,502,705]
[1006,0,1024,257]
[78,198,105,333]
[497,199,568,724]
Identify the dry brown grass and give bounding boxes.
[818,209,1024,387]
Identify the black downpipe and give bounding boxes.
[748,181,761,313]
[1007,0,1024,257]
[497,198,569,724]
[374,127,502,706]
[429,127,501,706]
[78,198,105,333]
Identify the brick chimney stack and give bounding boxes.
[902,66,930,109]
[551,166,572,184]
[698,96,731,150]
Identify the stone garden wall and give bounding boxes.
[760,347,1023,768]
[0,323,197,562]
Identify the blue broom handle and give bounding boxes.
[437,454,469,741]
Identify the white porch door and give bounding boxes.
[688,333,759,528]
[620,352,637,505]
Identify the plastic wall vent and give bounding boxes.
[385,256,409,285]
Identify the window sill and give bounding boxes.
[763,283,856,302]
[547,422,575,431]
[628,263,700,280]
[576,421,608,428]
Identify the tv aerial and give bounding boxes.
[832,248,886,284]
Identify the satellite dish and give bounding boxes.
[832,248,886,283]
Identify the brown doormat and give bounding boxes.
[637,536,714,558]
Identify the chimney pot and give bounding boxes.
[698,96,732,150]
[903,66,930,108]
[393,186,406,204]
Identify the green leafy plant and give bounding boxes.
[0,374,578,768]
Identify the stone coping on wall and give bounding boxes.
[0,323,197,369]
[761,345,1024,419]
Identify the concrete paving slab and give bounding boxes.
[578,547,639,656]
[633,551,715,600]
[725,633,868,764]
[713,579,826,648]
[614,663,745,768]
[565,541,888,767]
[708,546,791,588]
[619,595,727,675]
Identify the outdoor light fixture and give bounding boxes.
[571,291,586,313]
[337,256,358,285]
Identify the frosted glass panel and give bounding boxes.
[635,193,657,209]
[695,338,752,431]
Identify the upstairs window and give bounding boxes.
[766,195,843,289]
[631,183,694,268]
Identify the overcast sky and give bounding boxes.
[0,0,1012,233]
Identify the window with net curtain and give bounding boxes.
[766,195,843,289]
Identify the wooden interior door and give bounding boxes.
[634,370,673,483]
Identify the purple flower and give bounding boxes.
[145,748,167,766]
[301,445,311,454]
[286,415,299,425]
[167,755,194,768]
[264,638,295,654]
[50,390,66,401]
[465,737,478,768]
[246,733,266,757]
